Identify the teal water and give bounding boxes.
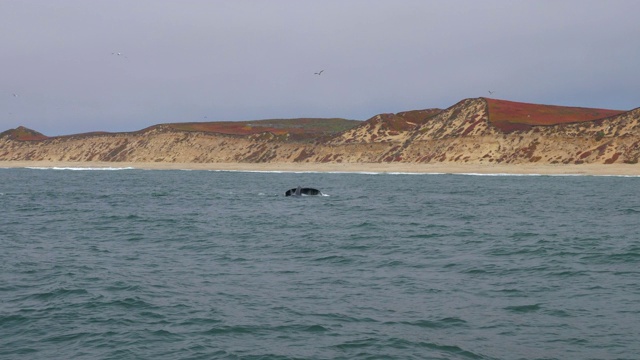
[1,167,639,359]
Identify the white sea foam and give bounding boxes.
[456,172,545,177]
[455,172,640,178]
[18,166,634,177]
[199,169,640,177]
[26,166,136,171]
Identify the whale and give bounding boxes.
[285,186,322,196]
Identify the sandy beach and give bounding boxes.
[1,161,639,176]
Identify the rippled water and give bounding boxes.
[1,167,639,359]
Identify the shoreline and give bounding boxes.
[1,161,639,176]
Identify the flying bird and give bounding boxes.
[488,90,494,95]
[314,70,324,75]
[12,93,18,97]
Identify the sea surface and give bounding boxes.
[1,167,639,360]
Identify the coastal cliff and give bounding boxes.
[2,98,640,165]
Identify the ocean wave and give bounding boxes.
[26,166,136,171]
[204,169,640,177]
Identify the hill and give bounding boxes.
[1,98,639,165]
[0,126,48,141]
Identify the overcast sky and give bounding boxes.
[2,0,639,136]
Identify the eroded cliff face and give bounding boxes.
[397,98,640,164]
[2,98,640,165]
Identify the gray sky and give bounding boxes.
[2,0,639,136]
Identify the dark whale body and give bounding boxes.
[285,186,323,196]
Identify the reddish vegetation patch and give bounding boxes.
[293,149,314,162]
[377,114,414,132]
[396,109,442,124]
[460,115,485,136]
[605,153,620,164]
[394,109,442,126]
[579,151,593,159]
[485,98,625,133]
[362,109,442,133]
[595,143,609,156]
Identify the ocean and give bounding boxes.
[1,167,639,359]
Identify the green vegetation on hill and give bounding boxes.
[164,118,361,139]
